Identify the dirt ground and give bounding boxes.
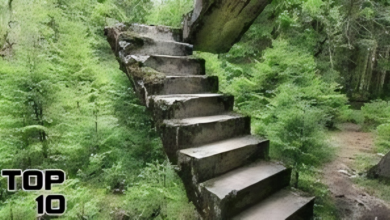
[323,123,390,219]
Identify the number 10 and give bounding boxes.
[36,195,66,216]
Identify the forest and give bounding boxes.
[0,0,390,219]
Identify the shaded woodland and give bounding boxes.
[0,0,390,219]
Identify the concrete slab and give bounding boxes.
[203,161,287,199]
[232,189,315,220]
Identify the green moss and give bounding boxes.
[126,65,166,84]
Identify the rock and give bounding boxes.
[368,151,390,179]
[183,0,272,53]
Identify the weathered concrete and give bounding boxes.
[127,24,183,42]
[145,75,218,96]
[183,0,272,53]
[232,189,315,220]
[117,35,193,57]
[116,54,206,76]
[149,94,234,120]
[178,135,269,183]
[200,161,292,219]
[142,55,205,76]
[161,114,251,162]
[105,23,183,54]
[105,23,314,220]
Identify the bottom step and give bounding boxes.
[232,189,315,220]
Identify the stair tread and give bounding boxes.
[150,54,203,59]
[120,36,193,56]
[133,35,191,46]
[180,135,266,159]
[146,76,218,95]
[165,75,210,78]
[128,24,181,42]
[202,161,286,199]
[232,189,315,220]
[151,93,226,103]
[163,113,243,126]
[141,54,205,76]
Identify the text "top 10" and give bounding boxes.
[1,169,67,216]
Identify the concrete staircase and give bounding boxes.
[105,23,315,220]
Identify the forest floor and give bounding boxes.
[324,123,390,219]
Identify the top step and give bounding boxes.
[128,24,183,42]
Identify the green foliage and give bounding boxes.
[362,100,390,126]
[146,0,193,27]
[337,99,390,156]
[337,107,365,125]
[125,161,196,219]
[377,123,390,153]
[298,167,339,219]
[198,39,345,168]
[360,100,390,153]
[1,0,390,218]
[116,0,152,23]
[0,0,195,218]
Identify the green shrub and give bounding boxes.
[376,123,390,154]
[362,100,390,126]
[337,107,365,124]
[199,39,345,168]
[147,0,193,28]
[0,0,194,218]
[125,161,196,220]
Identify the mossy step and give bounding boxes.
[118,35,193,57]
[178,135,269,183]
[145,75,218,96]
[142,55,205,76]
[150,94,234,120]
[161,113,250,163]
[127,24,183,42]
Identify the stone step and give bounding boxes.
[145,75,218,96]
[232,189,315,220]
[128,24,182,42]
[118,36,193,57]
[178,135,269,183]
[161,114,250,162]
[143,55,205,76]
[106,22,315,220]
[150,94,234,120]
[199,161,292,219]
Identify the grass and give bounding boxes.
[353,153,390,204]
[298,168,339,220]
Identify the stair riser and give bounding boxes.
[144,56,205,76]
[179,140,269,183]
[125,40,193,56]
[286,199,315,220]
[128,24,183,42]
[162,117,251,163]
[202,168,292,220]
[151,96,234,120]
[145,76,218,95]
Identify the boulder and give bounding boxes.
[183,0,271,53]
[369,151,390,178]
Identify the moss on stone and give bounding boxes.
[184,0,271,53]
